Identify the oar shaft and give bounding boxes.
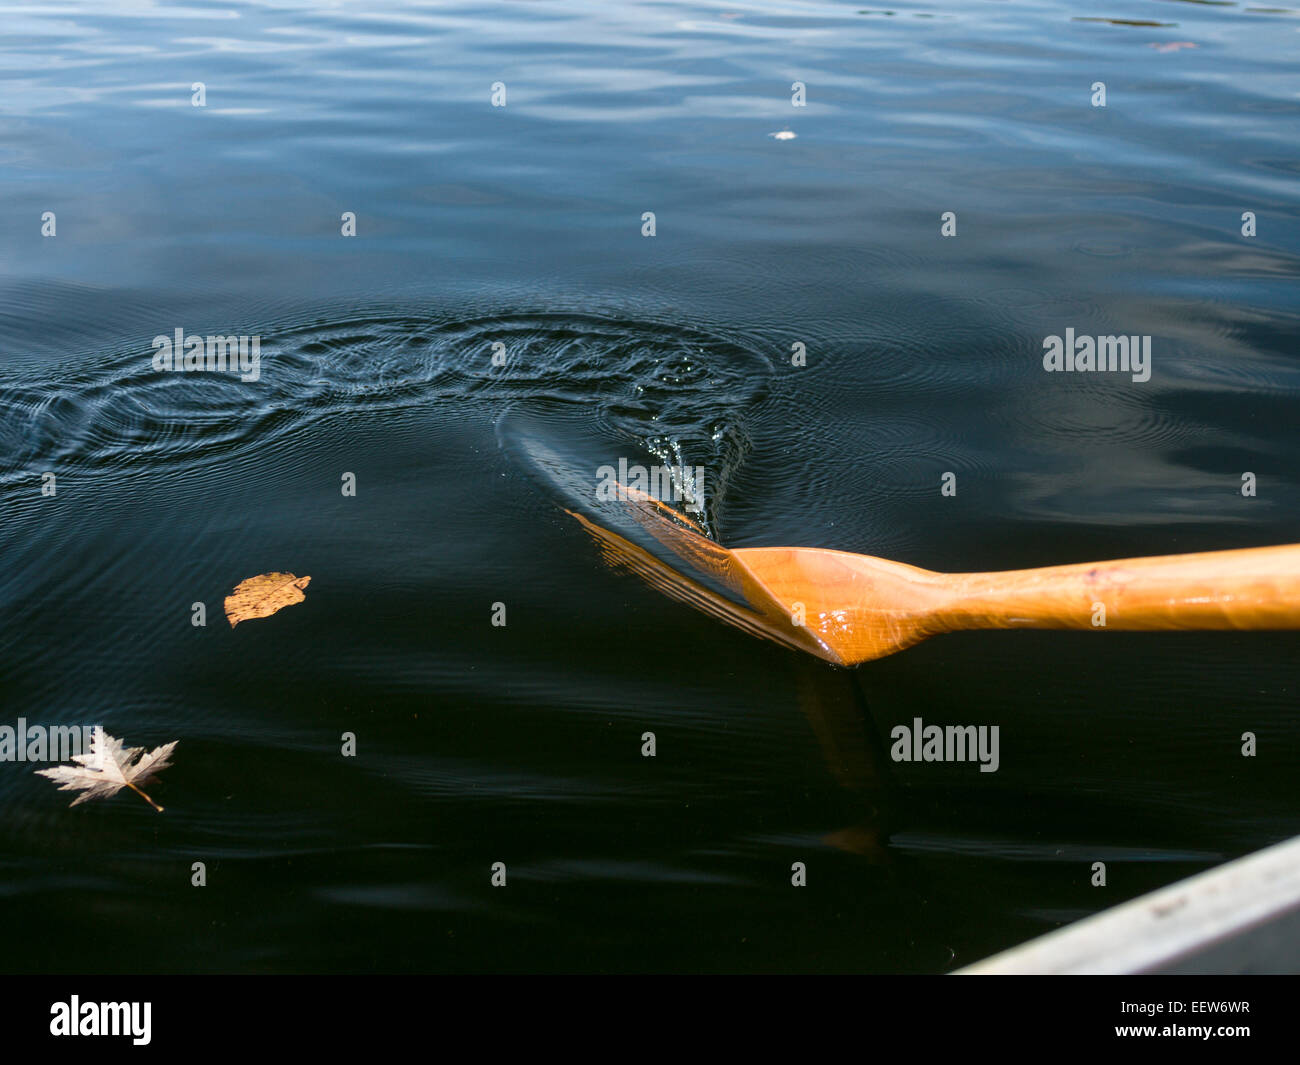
[938,543,1300,632]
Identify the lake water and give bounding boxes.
[2,0,1299,973]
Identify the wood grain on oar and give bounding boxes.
[736,542,1300,665]
[571,482,1300,665]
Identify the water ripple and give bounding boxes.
[0,313,773,522]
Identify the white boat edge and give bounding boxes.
[954,833,1300,975]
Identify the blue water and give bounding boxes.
[1,0,1299,972]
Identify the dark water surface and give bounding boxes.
[2,0,1299,972]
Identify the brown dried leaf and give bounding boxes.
[224,571,312,628]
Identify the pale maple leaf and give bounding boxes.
[36,729,178,812]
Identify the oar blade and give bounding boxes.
[730,547,948,665]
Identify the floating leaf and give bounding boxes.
[36,730,177,812]
[224,571,311,628]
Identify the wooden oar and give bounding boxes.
[571,485,1300,666]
